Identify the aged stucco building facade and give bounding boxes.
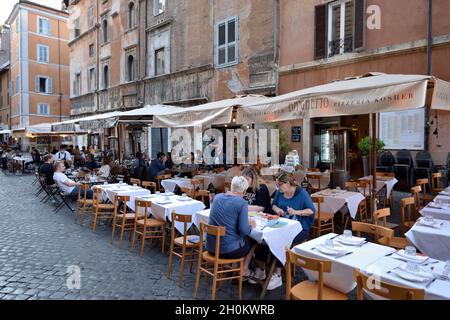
[67,0,279,158]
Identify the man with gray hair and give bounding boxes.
[207,176,257,280]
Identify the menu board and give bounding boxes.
[379,108,425,150]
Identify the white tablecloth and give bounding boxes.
[359,176,398,199]
[420,203,450,221]
[161,178,193,193]
[193,209,302,264]
[311,190,365,219]
[293,233,395,293]
[306,172,331,190]
[405,218,450,261]
[150,195,205,234]
[99,184,151,212]
[360,256,450,300]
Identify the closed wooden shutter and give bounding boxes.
[314,4,328,60]
[353,0,366,51]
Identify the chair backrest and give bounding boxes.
[114,194,130,218]
[376,172,395,178]
[171,211,192,246]
[396,149,413,166]
[199,223,226,263]
[417,178,431,195]
[401,197,415,225]
[196,190,209,203]
[431,172,442,192]
[307,168,320,172]
[410,185,421,205]
[307,174,321,190]
[356,180,371,198]
[134,199,152,225]
[354,269,424,300]
[130,178,141,186]
[345,181,357,191]
[351,222,394,244]
[285,247,332,300]
[142,181,156,192]
[312,196,324,220]
[192,178,204,190]
[157,174,171,180]
[92,186,102,206]
[373,208,391,227]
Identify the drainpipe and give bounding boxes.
[424,0,433,151]
[273,0,280,96]
[58,19,62,122]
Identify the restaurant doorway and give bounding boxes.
[311,115,369,179]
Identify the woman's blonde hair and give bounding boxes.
[242,167,261,191]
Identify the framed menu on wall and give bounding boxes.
[291,126,302,142]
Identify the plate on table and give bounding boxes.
[392,250,429,264]
[335,235,367,246]
[178,196,192,202]
[155,200,172,205]
[316,245,349,256]
[417,218,443,229]
[163,192,174,196]
[267,220,288,228]
[390,268,431,283]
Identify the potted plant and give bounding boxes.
[272,123,290,164]
[357,136,385,176]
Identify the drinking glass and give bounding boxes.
[343,230,352,239]
[405,246,417,257]
[133,184,137,187]
[156,191,160,195]
[182,193,187,198]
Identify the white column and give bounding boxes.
[302,119,311,168]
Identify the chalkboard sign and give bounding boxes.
[291,126,302,142]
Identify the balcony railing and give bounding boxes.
[328,36,354,57]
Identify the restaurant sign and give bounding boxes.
[431,79,450,111]
[79,117,119,131]
[237,80,428,123]
[152,106,233,128]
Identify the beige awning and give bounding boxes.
[27,123,85,135]
[118,105,183,123]
[51,111,124,132]
[431,78,450,111]
[152,95,270,128]
[237,73,431,123]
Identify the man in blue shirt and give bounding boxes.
[150,152,168,181]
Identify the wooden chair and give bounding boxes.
[129,178,141,186]
[142,181,157,193]
[167,212,200,287]
[193,223,245,300]
[400,197,416,233]
[376,172,395,178]
[74,183,94,226]
[417,178,433,207]
[345,181,357,191]
[356,180,373,212]
[285,247,347,300]
[181,187,195,198]
[307,168,320,172]
[354,269,424,300]
[372,208,398,230]
[307,174,322,194]
[131,199,166,256]
[311,196,334,237]
[410,186,422,218]
[195,190,209,203]
[431,172,444,196]
[111,195,142,243]
[90,187,115,233]
[356,199,369,223]
[351,222,394,245]
[191,178,204,197]
[156,174,172,192]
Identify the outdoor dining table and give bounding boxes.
[98,183,151,211]
[194,208,302,298]
[419,200,450,221]
[405,218,450,261]
[293,233,396,294]
[160,178,193,193]
[13,156,31,173]
[311,189,365,220]
[360,254,450,300]
[359,175,398,199]
[141,194,206,234]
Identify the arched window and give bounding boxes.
[103,65,109,89]
[127,55,135,81]
[128,2,135,29]
[102,18,108,43]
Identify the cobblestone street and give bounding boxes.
[0,173,289,300]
